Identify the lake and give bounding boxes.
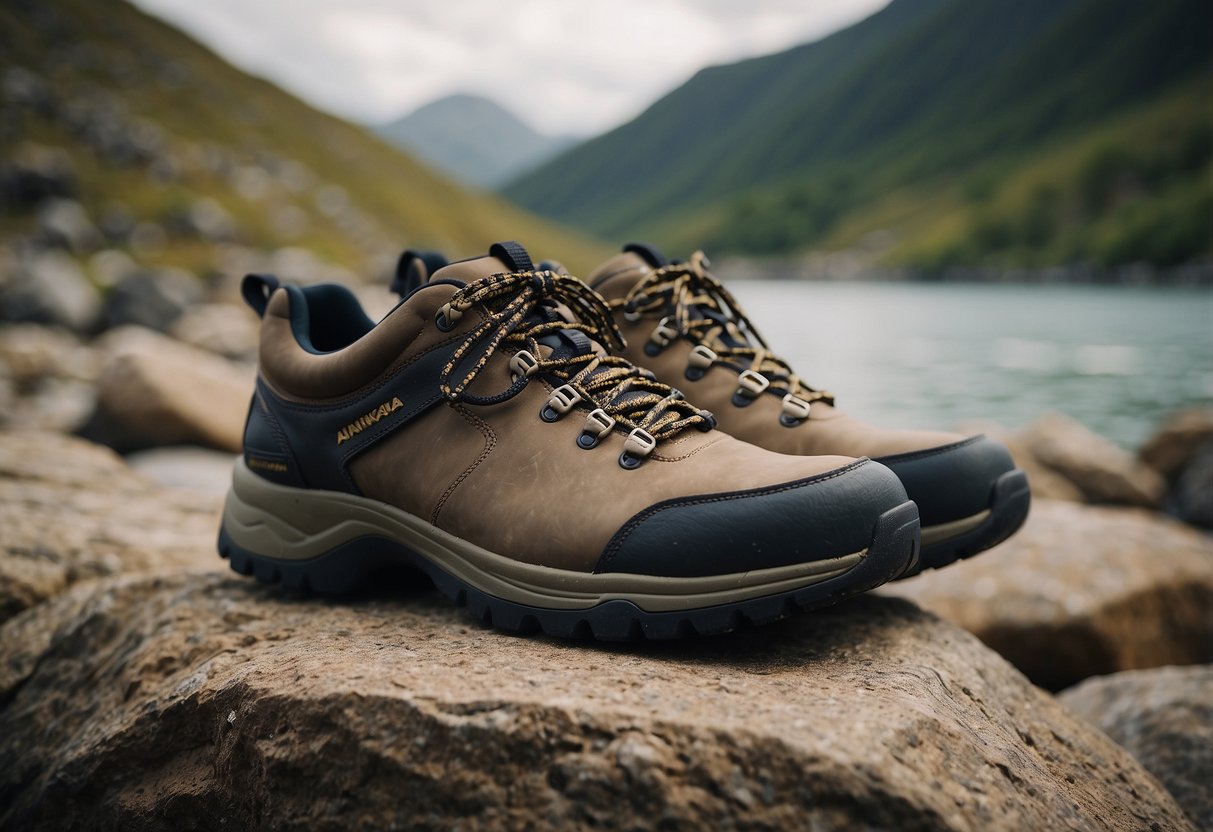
[723,280,1213,449]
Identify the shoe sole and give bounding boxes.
[896,468,1030,579]
[217,460,920,640]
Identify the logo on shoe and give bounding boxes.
[337,397,404,445]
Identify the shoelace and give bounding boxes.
[436,270,714,460]
[612,251,835,413]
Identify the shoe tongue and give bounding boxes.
[587,241,668,301]
[426,240,536,286]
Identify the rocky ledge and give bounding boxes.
[0,572,1194,831]
[889,499,1213,691]
[1061,666,1213,831]
[0,431,1209,830]
[0,430,220,622]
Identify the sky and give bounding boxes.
[129,0,889,136]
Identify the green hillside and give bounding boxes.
[505,0,1212,269]
[0,0,607,279]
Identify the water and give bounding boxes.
[723,280,1213,448]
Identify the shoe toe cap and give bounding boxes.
[876,435,1017,527]
[595,458,911,578]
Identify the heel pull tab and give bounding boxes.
[489,240,534,273]
[241,273,281,318]
[392,249,450,299]
[623,242,669,268]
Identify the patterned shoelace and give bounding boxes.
[436,270,714,449]
[612,251,835,409]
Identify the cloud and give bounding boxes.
[130,0,889,134]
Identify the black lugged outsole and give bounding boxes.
[217,500,920,641]
[899,468,1030,579]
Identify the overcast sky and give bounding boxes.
[129,0,888,135]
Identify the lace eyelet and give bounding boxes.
[779,393,811,427]
[577,408,615,450]
[684,367,705,381]
[618,428,656,469]
[645,316,678,356]
[541,384,582,424]
[435,311,455,332]
[508,350,539,381]
[732,369,769,407]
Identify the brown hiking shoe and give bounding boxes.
[219,242,920,640]
[586,244,1030,577]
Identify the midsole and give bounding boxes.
[221,460,869,613]
[921,509,991,547]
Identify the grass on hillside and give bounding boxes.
[0,0,608,280]
[681,80,1212,269]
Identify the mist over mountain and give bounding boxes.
[375,94,579,190]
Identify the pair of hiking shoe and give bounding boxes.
[219,241,1030,640]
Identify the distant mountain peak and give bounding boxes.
[375,93,579,190]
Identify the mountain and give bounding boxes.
[0,0,606,280]
[505,0,1212,269]
[375,94,578,190]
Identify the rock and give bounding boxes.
[103,266,204,331]
[1060,666,1213,831]
[0,142,77,208]
[128,221,167,257]
[1171,440,1213,529]
[955,421,1084,502]
[0,324,100,432]
[0,577,1194,831]
[86,326,252,453]
[0,323,98,386]
[164,196,236,242]
[1140,408,1213,481]
[1,67,55,116]
[1017,412,1166,507]
[168,302,260,361]
[35,197,100,252]
[97,202,135,244]
[0,431,219,622]
[86,247,138,288]
[888,499,1213,691]
[0,250,101,333]
[126,446,236,495]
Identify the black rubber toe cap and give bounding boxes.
[875,435,1015,527]
[594,459,910,577]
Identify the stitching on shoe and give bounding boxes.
[597,459,870,571]
[432,404,497,526]
[650,433,723,462]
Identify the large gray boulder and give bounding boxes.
[1017,413,1166,508]
[888,499,1213,690]
[1061,665,1213,831]
[0,573,1194,831]
[0,250,101,333]
[0,430,219,622]
[86,326,253,452]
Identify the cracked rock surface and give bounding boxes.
[0,571,1193,831]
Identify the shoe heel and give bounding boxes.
[217,459,413,593]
